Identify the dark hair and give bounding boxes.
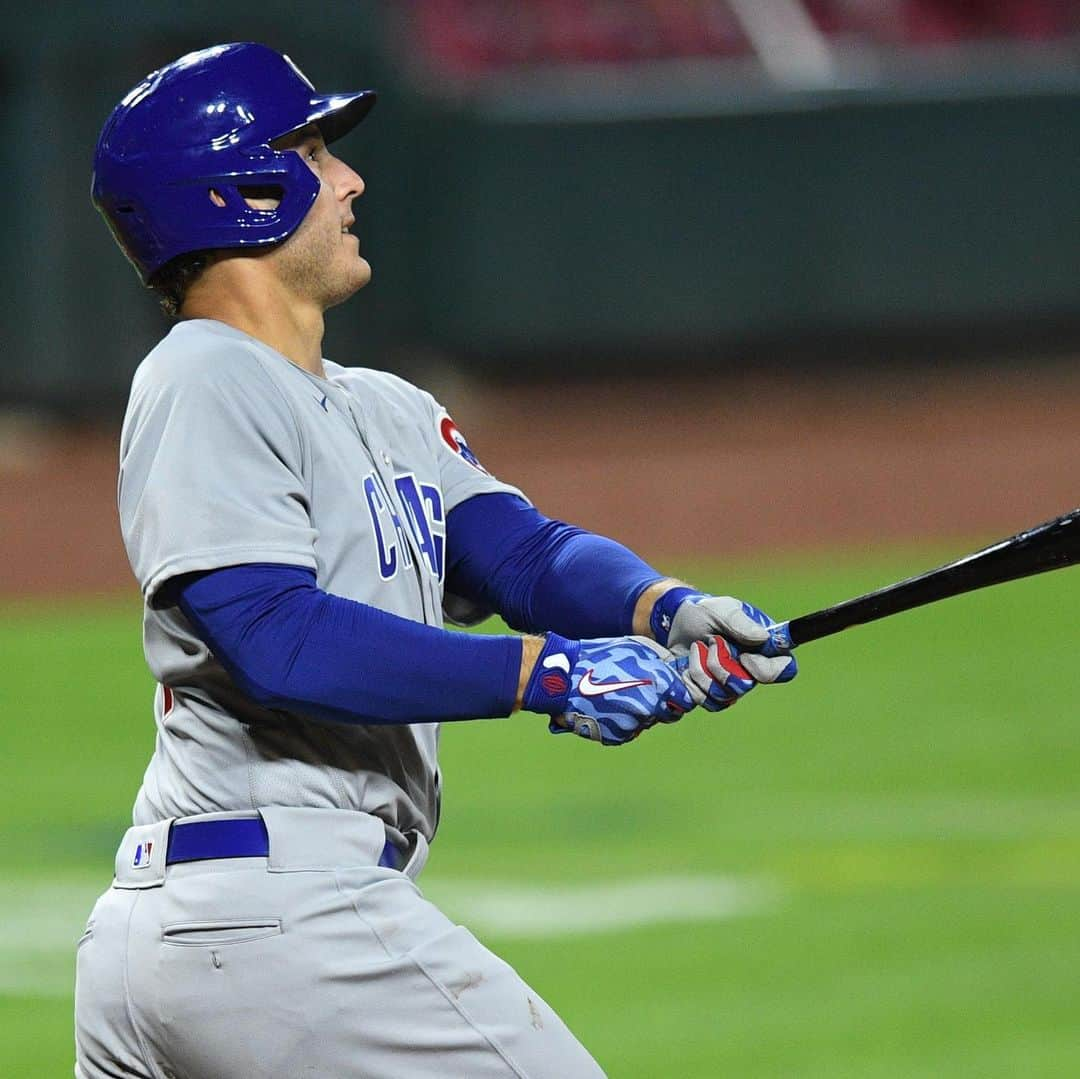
[149,250,213,318]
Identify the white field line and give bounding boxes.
[7,793,1079,997]
[0,878,102,997]
[426,875,781,939]
[0,874,778,998]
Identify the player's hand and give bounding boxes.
[522,634,695,746]
[656,591,797,686]
[672,635,763,712]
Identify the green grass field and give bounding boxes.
[3,549,1079,1077]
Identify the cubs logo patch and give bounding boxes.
[438,414,487,473]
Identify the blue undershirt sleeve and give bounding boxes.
[170,563,522,725]
[445,493,665,639]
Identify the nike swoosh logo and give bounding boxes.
[578,669,651,697]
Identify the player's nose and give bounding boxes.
[331,157,364,201]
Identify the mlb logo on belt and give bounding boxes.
[132,841,154,869]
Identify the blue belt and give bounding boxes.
[165,817,400,869]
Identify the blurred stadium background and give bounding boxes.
[2,2,1080,1075]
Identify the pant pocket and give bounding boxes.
[161,918,282,947]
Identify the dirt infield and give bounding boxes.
[3,360,1079,599]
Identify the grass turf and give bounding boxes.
[2,548,1079,1077]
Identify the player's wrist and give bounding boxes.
[515,635,544,710]
[649,587,706,647]
[520,633,580,716]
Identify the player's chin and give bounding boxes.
[340,249,371,289]
[353,255,372,288]
[344,237,371,284]
[324,260,371,310]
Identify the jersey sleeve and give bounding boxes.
[425,401,525,513]
[119,343,317,604]
[420,394,529,625]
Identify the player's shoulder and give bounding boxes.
[133,319,269,396]
[324,362,439,417]
[128,321,318,431]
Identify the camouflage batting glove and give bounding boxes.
[652,591,798,686]
[522,633,695,746]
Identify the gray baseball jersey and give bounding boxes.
[118,317,521,840]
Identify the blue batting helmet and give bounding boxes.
[92,42,376,284]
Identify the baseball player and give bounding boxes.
[77,42,797,1078]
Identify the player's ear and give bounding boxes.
[238,185,283,211]
[208,186,283,211]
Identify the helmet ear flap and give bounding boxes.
[130,146,322,279]
[208,145,321,236]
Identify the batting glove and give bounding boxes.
[652,590,797,686]
[522,633,695,746]
[674,636,757,712]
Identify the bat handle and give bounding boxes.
[764,621,795,654]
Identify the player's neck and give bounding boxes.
[182,268,327,378]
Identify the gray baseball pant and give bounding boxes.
[74,807,606,1078]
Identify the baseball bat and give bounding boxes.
[769,507,1080,650]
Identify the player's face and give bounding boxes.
[269,126,370,309]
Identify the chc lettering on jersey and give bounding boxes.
[363,471,445,582]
